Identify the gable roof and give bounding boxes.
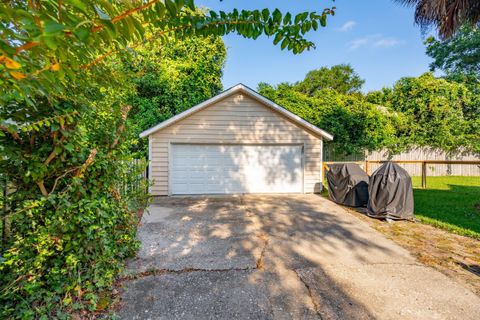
[139,83,334,140]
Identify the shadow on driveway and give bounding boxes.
[119,195,480,319]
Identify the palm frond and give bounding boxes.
[393,0,480,39]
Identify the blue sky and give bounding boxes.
[197,0,435,92]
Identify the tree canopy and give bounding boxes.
[367,73,478,153]
[423,23,480,136]
[293,64,365,95]
[260,66,479,156]
[258,80,396,155]
[126,35,227,155]
[425,24,480,75]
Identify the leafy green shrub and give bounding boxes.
[0,96,148,317]
[258,82,397,155]
[367,72,479,153]
[260,68,479,156]
[0,189,140,317]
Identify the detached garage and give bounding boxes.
[140,84,333,196]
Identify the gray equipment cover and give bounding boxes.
[367,162,415,220]
[326,163,369,207]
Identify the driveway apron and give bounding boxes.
[119,195,480,319]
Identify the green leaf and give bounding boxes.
[65,0,88,15]
[262,9,269,21]
[73,27,90,42]
[186,0,195,11]
[283,12,291,24]
[320,14,327,27]
[175,0,185,11]
[301,21,311,34]
[272,9,281,24]
[273,32,283,45]
[51,123,60,131]
[0,40,16,55]
[131,17,145,38]
[43,35,58,50]
[44,20,65,35]
[281,37,289,50]
[165,0,177,16]
[154,2,166,17]
[295,13,303,24]
[64,143,74,152]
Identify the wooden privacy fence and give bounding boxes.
[324,145,480,176]
[323,160,480,189]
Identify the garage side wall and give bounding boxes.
[149,92,323,195]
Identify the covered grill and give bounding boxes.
[367,162,415,220]
[326,163,369,207]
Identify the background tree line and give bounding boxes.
[128,25,479,158]
[258,25,479,156]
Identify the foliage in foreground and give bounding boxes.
[0,0,336,318]
[0,60,148,317]
[0,0,335,105]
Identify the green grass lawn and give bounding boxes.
[411,176,480,239]
[323,175,480,239]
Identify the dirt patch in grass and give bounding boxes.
[346,207,480,296]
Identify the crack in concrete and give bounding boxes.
[122,266,257,281]
[124,232,270,280]
[365,262,422,267]
[293,269,323,320]
[256,233,270,270]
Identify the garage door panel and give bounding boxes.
[170,144,303,194]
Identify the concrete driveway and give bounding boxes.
[119,195,480,319]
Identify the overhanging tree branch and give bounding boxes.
[77,18,308,70]
[0,125,23,144]
[14,0,163,55]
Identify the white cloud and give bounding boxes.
[349,37,369,49]
[338,21,356,32]
[373,38,405,47]
[348,35,405,50]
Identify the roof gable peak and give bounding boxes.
[139,83,333,141]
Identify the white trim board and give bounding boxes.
[139,83,334,141]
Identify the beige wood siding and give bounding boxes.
[150,92,324,195]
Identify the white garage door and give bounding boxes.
[170,144,303,194]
